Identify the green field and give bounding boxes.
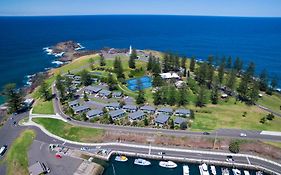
[257,92,281,114]
[32,99,54,114]
[32,118,104,142]
[5,129,36,175]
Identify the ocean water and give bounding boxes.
[103,156,259,175]
[0,15,281,103]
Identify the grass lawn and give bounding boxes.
[32,99,54,114]
[32,118,104,142]
[190,98,281,132]
[264,142,281,149]
[5,129,36,175]
[257,92,281,114]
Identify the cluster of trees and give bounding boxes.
[162,53,181,72]
[153,85,189,106]
[229,140,240,153]
[2,83,24,113]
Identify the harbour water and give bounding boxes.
[102,156,261,175]
[1,15,281,103]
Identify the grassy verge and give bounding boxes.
[5,129,36,175]
[264,142,281,149]
[32,99,54,114]
[257,92,281,114]
[32,118,104,142]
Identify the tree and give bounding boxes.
[143,117,149,126]
[147,53,154,71]
[169,119,174,129]
[168,86,178,106]
[174,55,180,71]
[218,57,226,84]
[189,56,196,72]
[152,75,163,87]
[136,90,146,105]
[129,49,137,69]
[2,83,24,113]
[259,69,268,91]
[196,86,207,107]
[195,62,208,85]
[234,57,243,73]
[163,53,170,72]
[83,91,88,101]
[80,69,92,86]
[211,83,219,104]
[152,58,161,75]
[226,56,232,70]
[99,54,106,66]
[39,81,51,101]
[153,90,162,105]
[266,113,275,120]
[178,87,189,106]
[56,74,66,101]
[181,57,187,69]
[247,81,259,105]
[226,69,237,91]
[107,73,116,91]
[180,122,188,130]
[229,140,240,153]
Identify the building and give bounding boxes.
[91,78,99,83]
[175,109,190,116]
[98,89,112,98]
[174,117,187,126]
[23,98,34,108]
[160,72,180,79]
[65,74,75,79]
[86,109,104,119]
[158,107,173,115]
[155,114,170,127]
[68,100,80,108]
[72,80,81,85]
[28,162,49,175]
[106,102,120,110]
[84,86,102,94]
[128,110,145,122]
[73,105,90,114]
[74,76,81,81]
[0,106,8,118]
[123,105,138,113]
[109,109,126,120]
[140,105,156,114]
[175,80,186,88]
[112,91,122,98]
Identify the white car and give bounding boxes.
[240,133,247,137]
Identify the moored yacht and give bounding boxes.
[199,163,210,175]
[159,161,177,168]
[183,165,189,175]
[115,155,128,162]
[232,168,241,175]
[221,168,230,175]
[244,170,250,175]
[134,158,151,166]
[210,165,216,175]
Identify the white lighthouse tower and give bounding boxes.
[129,45,132,55]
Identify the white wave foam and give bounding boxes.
[52,60,64,65]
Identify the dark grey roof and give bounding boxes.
[158,107,173,113]
[109,109,125,119]
[68,100,79,106]
[65,74,75,79]
[87,109,103,118]
[123,104,137,110]
[72,80,81,84]
[174,117,187,125]
[155,114,170,124]
[74,76,81,80]
[91,78,98,81]
[28,162,45,175]
[85,86,102,93]
[175,109,190,115]
[106,102,120,108]
[140,105,156,112]
[112,91,122,96]
[129,110,145,120]
[73,105,89,112]
[99,89,111,96]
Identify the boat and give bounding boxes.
[159,161,177,168]
[232,168,241,175]
[221,168,230,175]
[199,163,210,175]
[210,165,216,175]
[244,170,250,175]
[134,158,151,166]
[183,165,189,175]
[114,155,128,162]
[256,171,263,175]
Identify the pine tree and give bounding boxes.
[181,57,187,69]
[196,86,207,107]
[226,69,237,91]
[147,53,154,71]
[196,62,208,85]
[107,73,116,91]
[2,83,24,113]
[163,53,170,72]
[56,74,66,100]
[178,87,189,106]
[39,81,51,101]
[136,90,146,105]
[129,49,137,69]
[218,57,226,84]
[211,83,219,104]
[174,55,180,71]
[189,56,196,72]
[226,56,232,70]
[259,69,268,91]
[248,81,259,105]
[152,58,161,75]
[152,75,163,87]
[80,69,92,86]
[168,86,177,106]
[83,91,88,101]
[99,54,106,66]
[153,90,162,105]
[234,57,243,73]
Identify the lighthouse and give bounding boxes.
[129,45,132,55]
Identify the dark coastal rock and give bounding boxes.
[51,40,81,54]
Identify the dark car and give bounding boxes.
[203,132,210,135]
[66,117,72,121]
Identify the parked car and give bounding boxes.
[203,132,210,135]
[55,153,62,159]
[66,117,72,121]
[0,145,8,156]
[240,133,247,137]
[226,155,234,162]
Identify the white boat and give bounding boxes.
[159,161,177,168]
[256,171,263,175]
[183,165,189,175]
[210,165,216,175]
[244,170,250,175]
[199,163,210,175]
[221,168,229,175]
[114,155,128,162]
[232,168,241,175]
[134,158,151,166]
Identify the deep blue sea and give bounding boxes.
[0,15,281,103]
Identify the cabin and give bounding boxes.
[174,117,187,126]
[174,109,190,116]
[106,102,120,110]
[65,74,75,79]
[68,100,80,108]
[72,80,81,85]
[98,89,112,98]
[91,78,99,83]
[160,72,180,79]
[155,114,170,127]
[123,105,138,113]
[72,105,90,114]
[86,109,104,119]
[158,107,173,115]
[128,110,145,122]
[109,109,126,120]
[112,91,122,98]
[84,86,102,94]
[74,76,81,81]
[140,105,156,114]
